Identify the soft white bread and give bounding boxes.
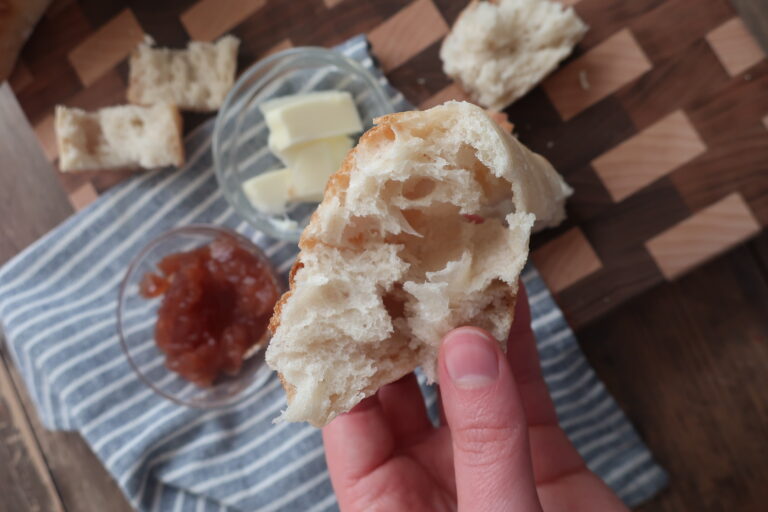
[440,0,587,110]
[266,101,571,426]
[127,35,239,112]
[55,103,184,172]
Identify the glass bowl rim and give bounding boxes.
[116,223,280,409]
[212,45,393,241]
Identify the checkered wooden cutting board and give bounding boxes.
[7,0,767,329]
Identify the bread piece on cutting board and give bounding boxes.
[0,0,51,82]
[440,0,587,110]
[266,101,572,426]
[127,35,240,112]
[55,103,184,172]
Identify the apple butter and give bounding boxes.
[139,235,279,387]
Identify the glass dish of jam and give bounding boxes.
[118,225,281,408]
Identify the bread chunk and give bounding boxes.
[127,35,239,112]
[266,101,571,426]
[440,0,587,110]
[55,103,184,172]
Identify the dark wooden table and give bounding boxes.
[1,0,767,510]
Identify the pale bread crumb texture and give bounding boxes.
[127,35,239,112]
[55,103,184,172]
[440,0,588,110]
[266,101,571,427]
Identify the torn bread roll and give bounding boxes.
[266,101,571,427]
[127,35,239,112]
[440,0,587,110]
[55,103,184,172]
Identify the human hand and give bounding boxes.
[322,284,630,511]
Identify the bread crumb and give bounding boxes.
[579,70,590,90]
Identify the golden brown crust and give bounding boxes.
[169,104,185,166]
[278,372,296,403]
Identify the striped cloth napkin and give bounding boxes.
[0,35,667,511]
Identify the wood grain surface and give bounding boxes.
[7,0,766,328]
[0,0,767,511]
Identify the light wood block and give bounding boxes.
[593,110,706,202]
[369,0,448,72]
[706,17,765,77]
[419,82,469,109]
[646,193,761,280]
[181,0,267,42]
[262,38,293,58]
[532,227,603,293]
[67,9,144,87]
[34,115,57,162]
[543,29,652,121]
[68,181,99,211]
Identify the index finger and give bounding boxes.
[506,282,559,427]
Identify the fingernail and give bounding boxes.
[443,328,499,388]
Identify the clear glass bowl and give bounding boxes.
[213,46,393,241]
[117,225,279,408]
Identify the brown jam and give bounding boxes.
[139,235,279,387]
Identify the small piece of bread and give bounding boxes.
[266,101,571,426]
[440,0,588,110]
[127,35,240,112]
[55,103,184,172]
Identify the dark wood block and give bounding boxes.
[231,0,317,62]
[617,39,731,131]
[575,0,665,50]
[520,95,637,174]
[558,245,664,329]
[505,87,564,153]
[561,164,616,224]
[686,59,768,146]
[14,61,81,125]
[579,242,768,511]
[78,0,125,28]
[21,0,93,75]
[288,0,387,48]
[671,126,768,221]
[631,0,734,64]
[131,0,197,48]
[581,177,691,259]
[385,40,451,107]
[432,0,464,25]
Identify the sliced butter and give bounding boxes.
[261,91,363,152]
[243,168,292,215]
[283,135,353,202]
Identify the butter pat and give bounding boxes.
[283,136,353,202]
[262,91,363,152]
[243,169,291,214]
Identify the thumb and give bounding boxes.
[439,327,542,512]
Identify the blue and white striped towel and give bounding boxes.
[0,35,667,511]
